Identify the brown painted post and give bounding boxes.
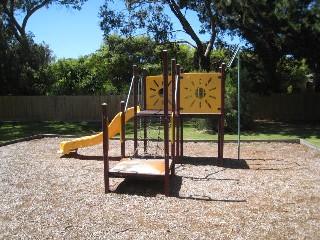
[218,63,226,166]
[180,116,184,156]
[175,64,181,162]
[177,65,184,156]
[120,101,125,158]
[142,68,148,153]
[171,59,176,175]
[102,103,110,193]
[163,50,170,196]
[133,65,138,156]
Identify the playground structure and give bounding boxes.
[59,50,226,196]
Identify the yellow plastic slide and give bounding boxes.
[58,106,140,154]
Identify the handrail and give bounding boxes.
[227,45,241,69]
[174,74,179,113]
[125,76,135,112]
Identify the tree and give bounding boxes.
[99,0,223,71]
[0,0,88,95]
[216,0,320,92]
[0,0,87,48]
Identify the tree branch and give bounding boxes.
[1,0,23,41]
[173,40,197,49]
[22,0,52,31]
[167,0,203,51]
[204,0,216,57]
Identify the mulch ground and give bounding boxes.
[0,138,319,239]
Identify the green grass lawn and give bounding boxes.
[1,120,319,147]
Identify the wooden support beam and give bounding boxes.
[218,63,226,167]
[120,101,125,158]
[102,103,110,193]
[171,58,176,175]
[133,65,138,156]
[163,50,170,196]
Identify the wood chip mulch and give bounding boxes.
[0,138,319,239]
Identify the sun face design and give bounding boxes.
[146,76,172,110]
[180,73,222,114]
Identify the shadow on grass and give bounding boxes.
[244,120,320,140]
[0,121,101,143]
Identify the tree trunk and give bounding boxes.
[194,47,211,72]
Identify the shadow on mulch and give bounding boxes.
[60,152,121,162]
[244,158,301,170]
[62,153,249,170]
[113,178,174,197]
[113,175,247,202]
[178,157,250,169]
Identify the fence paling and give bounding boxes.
[0,95,130,121]
[251,93,320,121]
[0,93,319,121]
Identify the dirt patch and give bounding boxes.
[0,138,319,239]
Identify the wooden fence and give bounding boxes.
[0,93,319,121]
[0,95,130,121]
[251,93,320,121]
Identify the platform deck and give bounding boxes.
[109,158,173,179]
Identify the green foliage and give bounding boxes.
[0,35,54,95]
[0,0,88,96]
[46,56,117,95]
[277,57,309,93]
[224,66,255,132]
[217,0,320,92]
[99,0,223,71]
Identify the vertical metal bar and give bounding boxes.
[171,59,176,174]
[133,65,138,156]
[102,103,110,193]
[237,50,241,160]
[163,50,170,196]
[120,101,125,158]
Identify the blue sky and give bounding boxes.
[25,1,239,59]
[26,0,105,59]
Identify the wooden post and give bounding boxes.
[102,103,110,193]
[218,63,226,167]
[171,59,176,175]
[176,64,184,156]
[175,64,181,162]
[142,68,148,153]
[120,101,125,158]
[180,116,184,156]
[133,65,138,157]
[163,50,170,196]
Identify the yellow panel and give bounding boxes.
[180,73,222,114]
[146,76,172,110]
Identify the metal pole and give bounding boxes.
[237,50,241,160]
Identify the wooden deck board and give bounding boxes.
[109,158,173,178]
